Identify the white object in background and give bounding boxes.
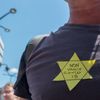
[0,36,4,65]
[8,67,18,74]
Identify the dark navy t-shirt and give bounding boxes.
[16,24,100,100]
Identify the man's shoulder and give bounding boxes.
[28,34,49,45]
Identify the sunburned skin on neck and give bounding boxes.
[67,0,100,24]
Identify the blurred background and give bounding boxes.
[0,0,69,88]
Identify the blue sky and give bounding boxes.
[0,0,69,87]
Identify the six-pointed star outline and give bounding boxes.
[53,53,96,91]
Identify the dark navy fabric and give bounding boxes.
[14,36,46,100]
[14,49,32,100]
[15,24,100,100]
[26,24,100,100]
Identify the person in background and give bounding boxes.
[2,83,19,100]
[2,83,27,100]
[14,0,100,100]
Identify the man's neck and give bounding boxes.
[68,1,100,24]
[68,13,100,25]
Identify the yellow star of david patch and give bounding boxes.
[53,53,96,91]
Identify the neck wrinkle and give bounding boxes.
[68,1,100,24]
